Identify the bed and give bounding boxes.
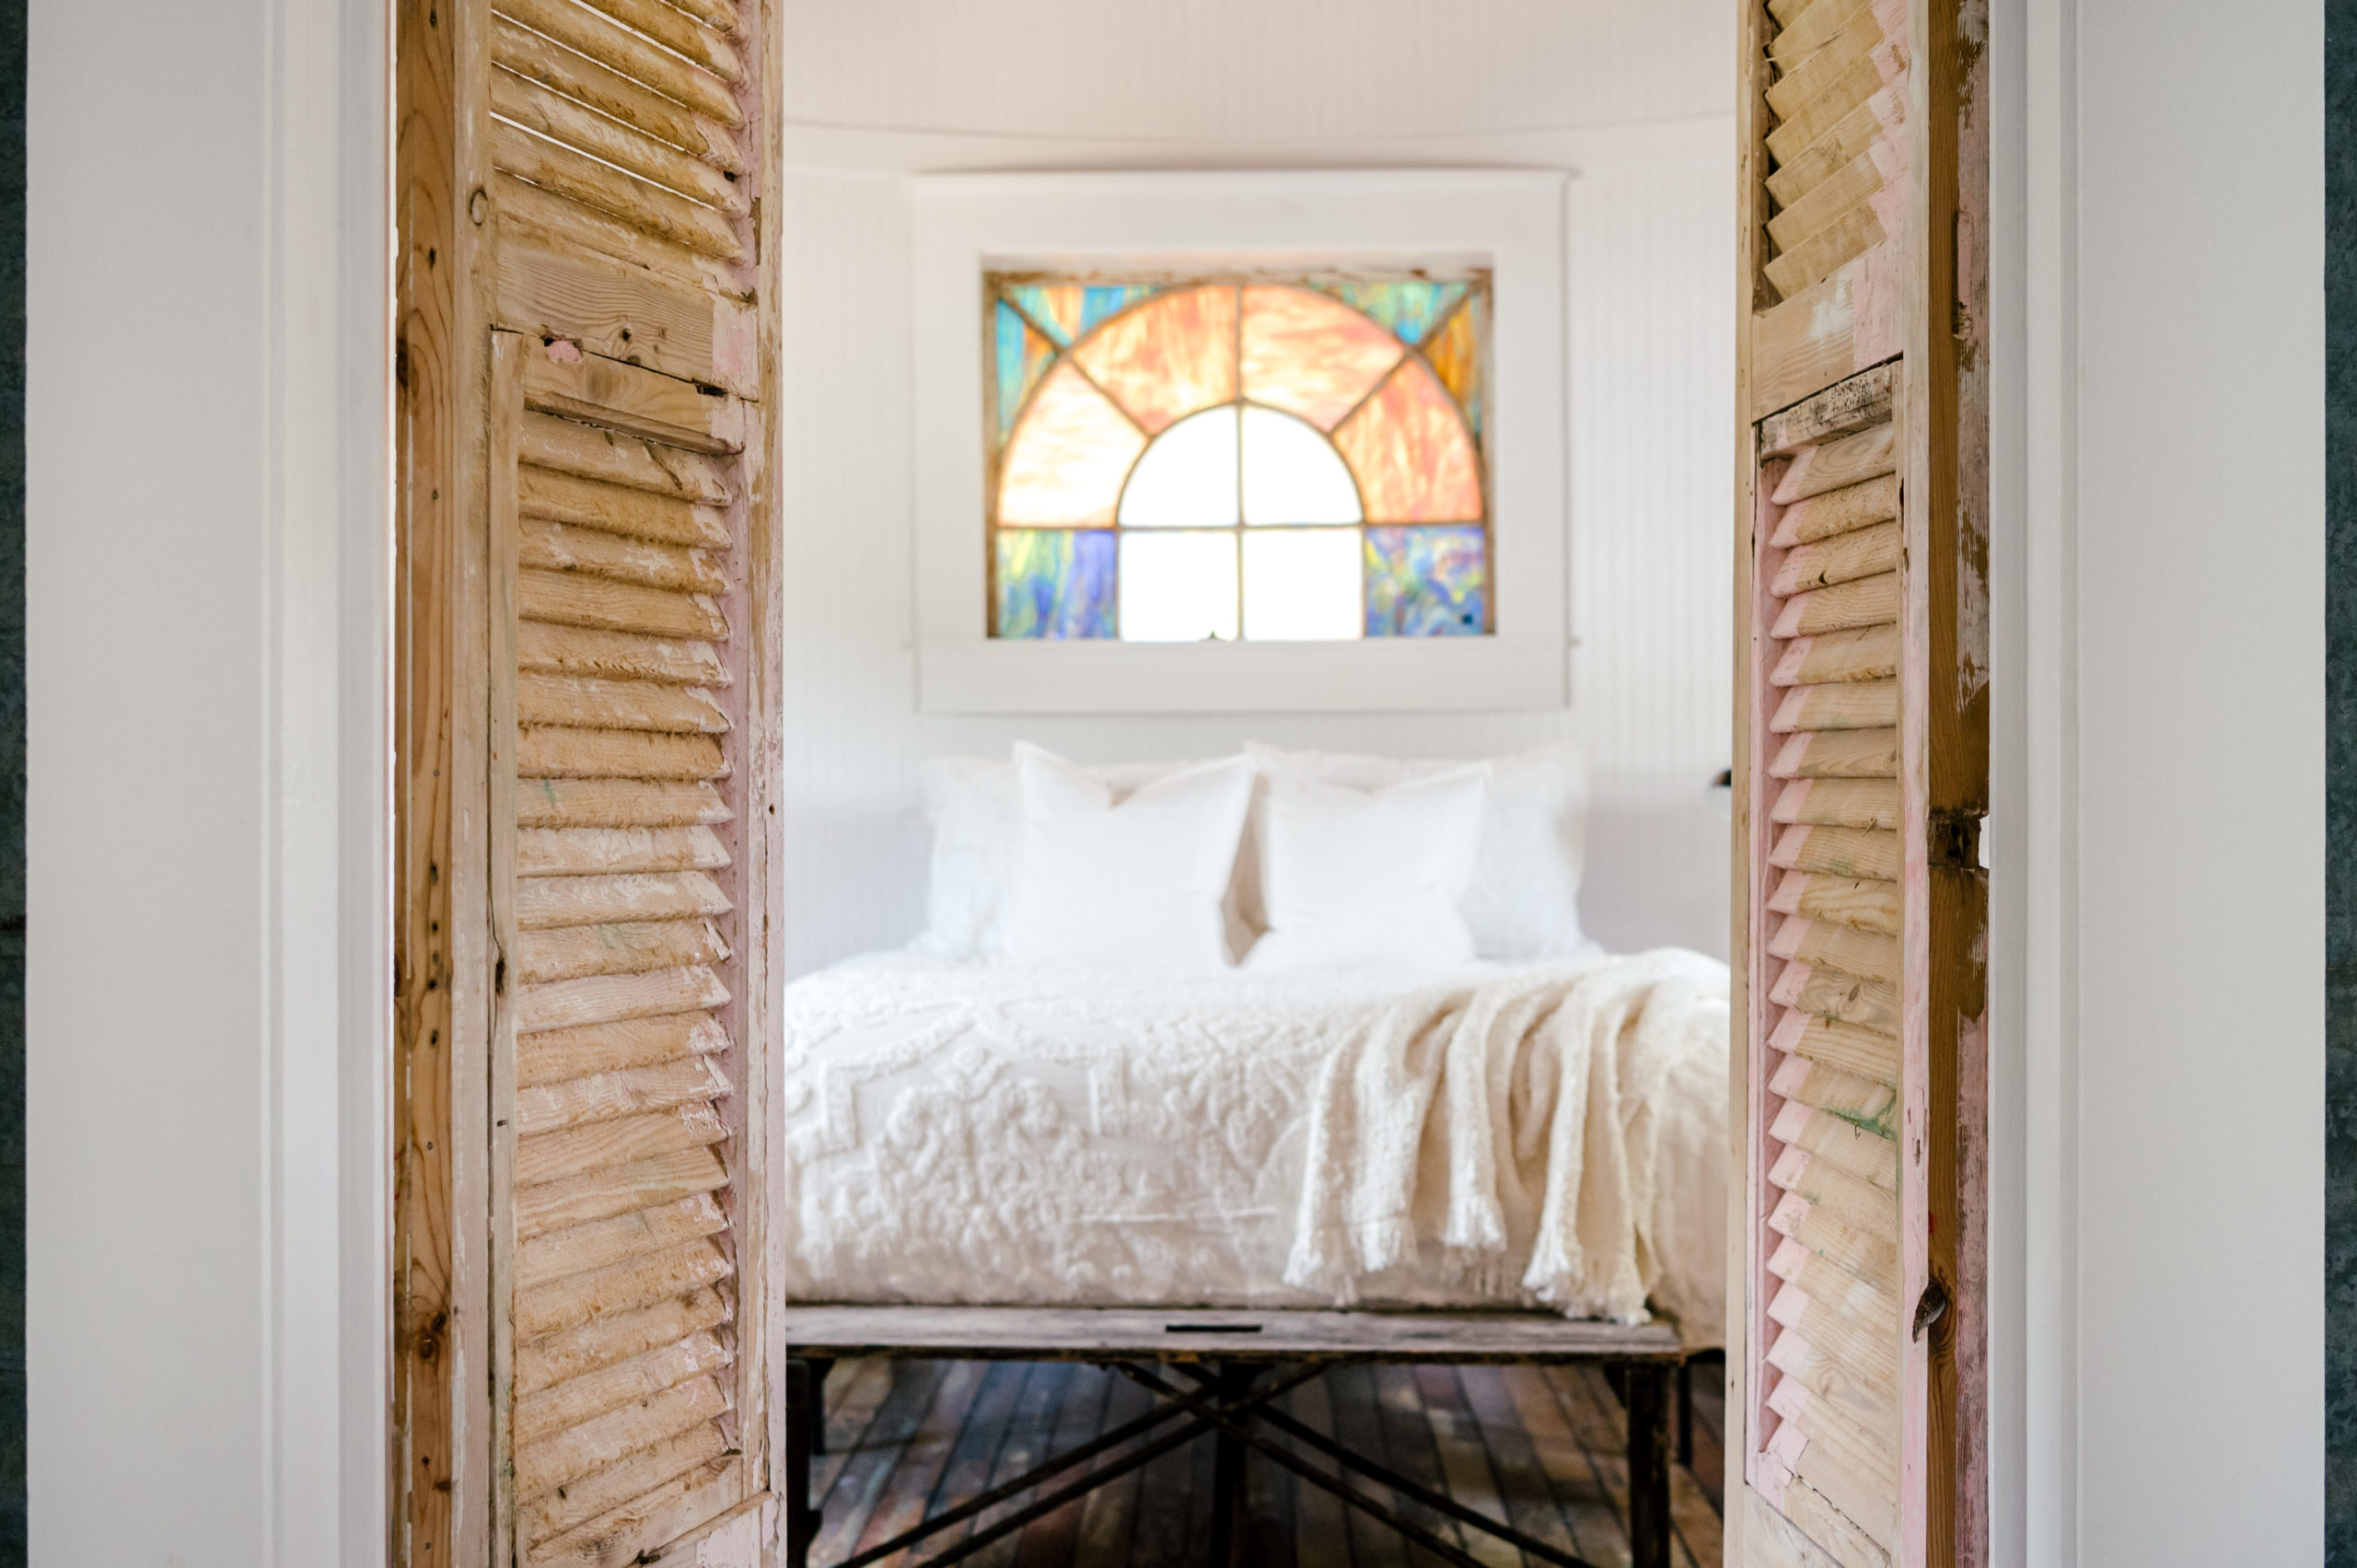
[778,742,1731,1566]
[779,950,1729,1342]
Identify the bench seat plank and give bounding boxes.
[781,1306,1683,1365]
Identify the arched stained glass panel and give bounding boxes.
[997,363,1144,527]
[1238,285,1406,430]
[1073,286,1237,434]
[985,269,1490,640]
[1332,358,1483,523]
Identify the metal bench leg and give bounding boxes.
[1206,1361,1254,1564]
[1623,1362,1673,1568]
[805,1355,834,1458]
[785,1356,821,1568]
[1678,1356,1693,1469]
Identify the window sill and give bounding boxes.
[916,635,1566,714]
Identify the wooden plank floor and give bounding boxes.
[808,1358,1725,1568]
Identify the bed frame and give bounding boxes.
[782,1306,1689,1568]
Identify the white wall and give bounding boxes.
[26,0,387,1562]
[773,4,1738,977]
[2001,0,2325,1562]
[781,0,1728,141]
[2068,0,2322,1560]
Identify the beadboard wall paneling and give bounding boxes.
[781,0,1727,142]
[776,134,1734,977]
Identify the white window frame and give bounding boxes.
[911,169,1568,714]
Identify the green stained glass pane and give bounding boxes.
[996,529,1117,638]
[1318,280,1469,344]
[1005,283,1159,344]
[1364,525,1486,636]
[994,302,1058,438]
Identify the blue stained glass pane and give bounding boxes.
[1079,285,1156,335]
[996,529,1118,638]
[994,302,1056,438]
[1004,284,1160,344]
[1364,524,1487,636]
[1318,281,1470,344]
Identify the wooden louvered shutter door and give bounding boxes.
[1727,1,1986,1567]
[394,0,776,1558]
[491,331,768,1565]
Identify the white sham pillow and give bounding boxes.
[1001,744,1257,970]
[1247,764,1488,971]
[914,755,1024,958]
[1244,741,1596,962]
[916,752,1260,959]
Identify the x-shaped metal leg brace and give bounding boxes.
[783,1355,1672,1568]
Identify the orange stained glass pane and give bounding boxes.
[997,362,1147,527]
[1422,296,1482,437]
[1072,285,1239,433]
[1238,285,1406,431]
[1332,358,1483,522]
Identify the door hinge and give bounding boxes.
[1911,1275,1951,1342]
[1927,808,1986,871]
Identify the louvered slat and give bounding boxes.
[515,777,733,830]
[517,1013,730,1089]
[516,916,731,985]
[518,622,731,687]
[516,1143,730,1239]
[519,465,733,548]
[513,963,730,1033]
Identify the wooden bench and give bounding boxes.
[783,1306,1686,1568]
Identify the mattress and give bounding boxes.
[780,952,1728,1347]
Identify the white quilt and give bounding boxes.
[780,950,1729,1347]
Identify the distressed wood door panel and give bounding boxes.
[1727,1,1987,1565]
[395,0,779,1558]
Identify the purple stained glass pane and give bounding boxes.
[997,528,1117,639]
[1364,525,1487,636]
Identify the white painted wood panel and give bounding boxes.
[28,0,389,1562]
[781,0,1727,141]
[775,133,1734,975]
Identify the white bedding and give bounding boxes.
[780,951,1729,1347]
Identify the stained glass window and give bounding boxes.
[985,272,1491,641]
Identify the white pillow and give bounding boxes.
[1001,744,1257,970]
[916,752,1258,958]
[1246,764,1488,971]
[914,755,1023,958]
[1244,741,1596,962]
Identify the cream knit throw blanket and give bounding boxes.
[1283,949,1729,1322]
